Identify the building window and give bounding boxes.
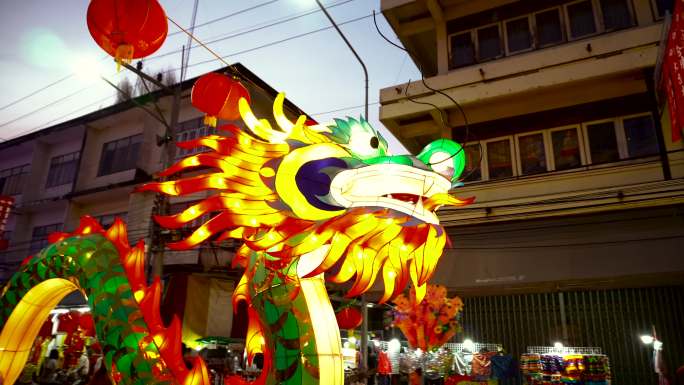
[585,121,620,164]
[169,201,212,231]
[176,118,213,159]
[652,0,674,19]
[94,212,128,228]
[30,223,63,254]
[46,151,80,188]
[535,8,565,46]
[462,144,482,182]
[505,16,533,53]
[600,0,632,30]
[486,139,513,179]
[566,0,598,39]
[477,25,502,61]
[551,128,582,170]
[450,32,475,68]
[98,134,143,176]
[518,133,547,175]
[623,115,659,157]
[0,164,30,196]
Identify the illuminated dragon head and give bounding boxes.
[139,94,473,302]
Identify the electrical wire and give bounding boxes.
[0,0,349,117]
[150,0,356,61]
[1,12,373,141]
[166,0,281,38]
[371,10,482,181]
[164,13,374,74]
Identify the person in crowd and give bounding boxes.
[368,345,379,385]
[38,349,60,385]
[68,349,90,383]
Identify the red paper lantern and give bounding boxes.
[191,73,250,127]
[335,307,363,330]
[87,0,168,68]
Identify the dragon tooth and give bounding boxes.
[415,196,425,213]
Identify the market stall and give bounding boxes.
[521,346,611,385]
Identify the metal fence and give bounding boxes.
[460,285,684,385]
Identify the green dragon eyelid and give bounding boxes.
[417,139,467,184]
[327,116,389,160]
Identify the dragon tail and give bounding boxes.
[0,216,214,385]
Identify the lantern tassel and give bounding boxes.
[203,115,218,127]
[115,44,135,72]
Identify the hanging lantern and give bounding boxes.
[191,72,250,127]
[87,0,168,69]
[335,306,363,330]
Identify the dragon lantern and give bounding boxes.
[0,92,473,385]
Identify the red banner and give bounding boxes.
[0,196,13,250]
[662,0,684,142]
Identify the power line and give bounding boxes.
[164,13,373,73]
[2,12,375,140]
[150,0,355,61]
[311,101,380,116]
[0,0,341,115]
[166,0,281,38]
[0,74,76,112]
[0,85,97,130]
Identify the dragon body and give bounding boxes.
[0,93,473,385]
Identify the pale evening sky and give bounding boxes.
[0,0,421,153]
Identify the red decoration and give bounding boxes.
[87,0,168,68]
[38,317,53,338]
[79,313,95,336]
[191,73,250,127]
[335,306,363,330]
[57,311,81,334]
[392,284,463,351]
[661,0,684,142]
[0,196,13,251]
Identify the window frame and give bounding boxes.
[460,141,484,183]
[651,0,674,20]
[563,0,601,41]
[97,134,143,177]
[595,0,636,32]
[581,117,626,165]
[514,130,552,176]
[45,151,80,188]
[30,223,63,254]
[175,118,213,159]
[504,15,536,55]
[93,212,128,228]
[475,22,505,62]
[482,136,516,181]
[533,6,567,48]
[618,112,659,159]
[548,124,586,171]
[447,30,477,69]
[0,164,31,196]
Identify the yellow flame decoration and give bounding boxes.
[139,94,473,304]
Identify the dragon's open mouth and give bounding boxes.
[383,193,423,204]
[329,163,453,224]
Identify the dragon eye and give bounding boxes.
[370,136,379,149]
